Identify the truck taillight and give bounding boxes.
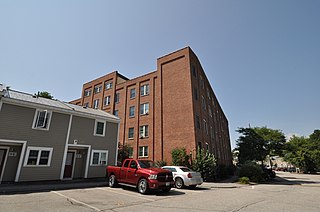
[187,173,192,178]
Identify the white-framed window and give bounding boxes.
[94,85,102,94]
[105,81,113,90]
[94,120,106,136]
[24,147,53,167]
[93,99,99,109]
[140,103,149,115]
[115,93,120,103]
[104,96,111,106]
[139,146,148,157]
[84,89,91,97]
[91,150,108,166]
[32,109,52,130]
[129,106,135,117]
[139,125,149,138]
[141,84,149,96]
[130,88,136,99]
[128,127,134,139]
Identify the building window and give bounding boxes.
[84,102,89,108]
[210,126,214,140]
[139,146,148,157]
[115,93,120,104]
[194,87,198,101]
[201,96,206,111]
[200,76,205,89]
[94,120,106,136]
[91,150,108,166]
[128,127,134,139]
[192,65,197,78]
[141,84,149,96]
[139,125,149,138]
[93,99,100,109]
[84,89,91,97]
[129,106,135,117]
[203,119,208,135]
[209,107,212,117]
[104,96,111,106]
[130,88,136,99]
[33,110,52,130]
[207,88,211,99]
[196,115,200,129]
[114,110,118,117]
[94,85,102,94]
[128,147,133,158]
[140,103,149,115]
[105,81,113,90]
[24,147,53,167]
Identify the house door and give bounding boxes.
[63,151,75,179]
[0,149,8,181]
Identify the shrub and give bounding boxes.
[238,161,265,182]
[155,160,167,168]
[239,177,250,184]
[192,148,216,182]
[171,148,190,167]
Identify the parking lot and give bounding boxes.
[1,172,320,212]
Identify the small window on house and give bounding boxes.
[139,146,148,157]
[24,147,53,166]
[129,106,135,117]
[114,110,119,117]
[91,150,108,166]
[94,85,102,94]
[105,81,113,90]
[115,93,120,103]
[104,96,111,106]
[128,127,134,139]
[84,89,92,97]
[139,125,149,138]
[33,110,52,130]
[93,99,100,109]
[130,88,136,99]
[140,103,149,115]
[94,120,106,136]
[141,84,149,96]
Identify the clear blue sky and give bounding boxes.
[1,0,319,149]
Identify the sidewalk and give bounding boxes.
[0,178,108,195]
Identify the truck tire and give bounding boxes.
[109,174,117,187]
[137,178,148,194]
[175,177,184,189]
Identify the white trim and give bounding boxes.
[23,146,53,167]
[0,146,10,183]
[60,115,73,180]
[67,144,91,178]
[90,150,108,166]
[0,139,27,182]
[94,119,106,137]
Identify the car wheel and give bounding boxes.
[162,187,171,192]
[175,177,184,189]
[138,178,149,194]
[109,174,117,187]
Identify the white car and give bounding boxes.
[162,166,203,189]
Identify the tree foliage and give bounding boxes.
[284,130,320,173]
[192,148,216,181]
[171,147,190,166]
[36,91,54,99]
[117,143,131,165]
[236,127,286,165]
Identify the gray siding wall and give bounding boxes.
[1,145,22,182]
[0,103,69,181]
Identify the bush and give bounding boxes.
[155,160,167,168]
[238,161,265,182]
[239,177,250,184]
[217,164,235,179]
[192,149,216,182]
[171,148,190,167]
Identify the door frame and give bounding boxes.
[63,150,77,179]
[0,146,10,183]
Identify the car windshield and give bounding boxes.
[180,167,192,172]
[138,160,155,168]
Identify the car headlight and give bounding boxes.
[148,174,157,180]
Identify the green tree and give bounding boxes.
[117,143,131,165]
[171,148,190,166]
[35,91,54,99]
[236,127,286,166]
[192,148,216,181]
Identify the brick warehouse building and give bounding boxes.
[71,47,232,166]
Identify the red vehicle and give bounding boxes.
[107,159,174,194]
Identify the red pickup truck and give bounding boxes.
[107,159,174,194]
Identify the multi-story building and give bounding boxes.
[71,47,232,166]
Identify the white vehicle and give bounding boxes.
[162,166,203,189]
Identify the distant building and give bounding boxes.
[0,85,119,183]
[71,47,232,166]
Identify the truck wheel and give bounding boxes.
[137,178,148,194]
[175,177,184,189]
[109,174,117,187]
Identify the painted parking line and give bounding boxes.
[51,190,101,211]
[96,187,155,201]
